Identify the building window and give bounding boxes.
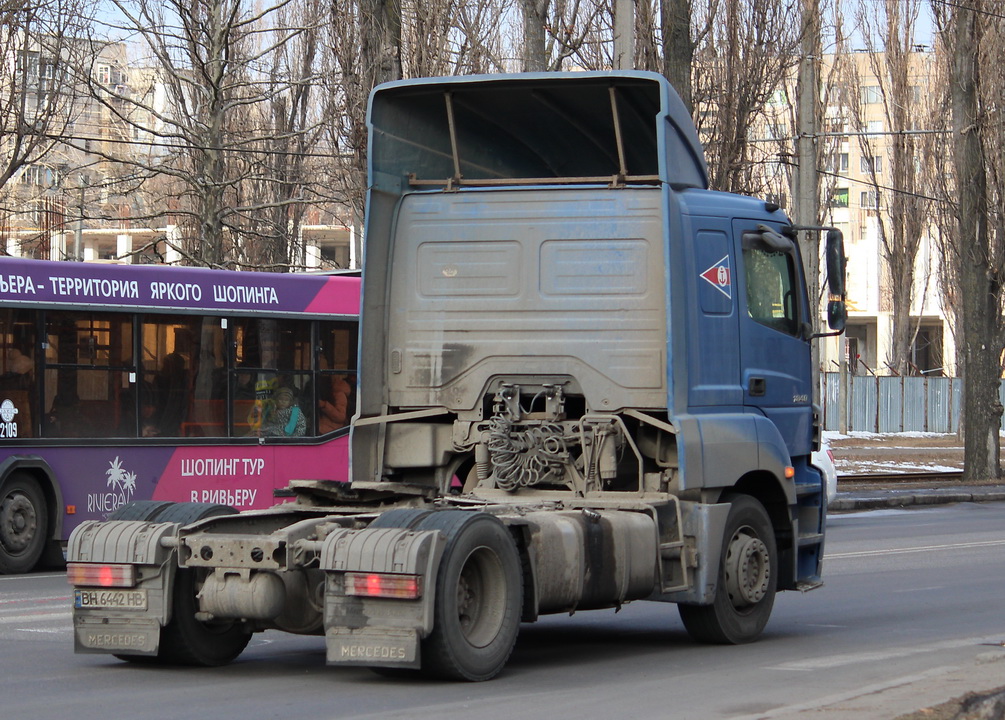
[861,155,883,174]
[860,190,880,209]
[860,85,882,104]
[828,153,849,173]
[19,165,60,188]
[829,188,849,208]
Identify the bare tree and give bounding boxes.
[842,0,932,376]
[321,0,402,264]
[0,0,94,253]
[692,0,802,194]
[933,0,1005,481]
[81,0,333,269]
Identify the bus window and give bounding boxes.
[232,318,311,437]
[314,321,358,434]
[142,315,225,438]
[42,311,133,438]
[0,309,37,439]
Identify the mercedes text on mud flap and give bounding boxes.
[67,71,847,681]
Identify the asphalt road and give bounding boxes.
[2,502,1004,720]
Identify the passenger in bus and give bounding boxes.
[3,347,32,384]
[317,374,352,434]
[45,394,80,437]
[246,373,277,434]
[260,387,306,437]
[153,352,188,436]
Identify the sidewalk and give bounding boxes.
[825,431,1005,512]
[830,483,1005,512]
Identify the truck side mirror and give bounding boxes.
[827,300,846,332]
[825,229,846,331]
[825,229,846,297]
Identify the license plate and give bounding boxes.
[74,589,148,611]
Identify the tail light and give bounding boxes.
[66,562,137,588]
[344,572,423,599]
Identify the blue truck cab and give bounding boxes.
[348,70,846,673]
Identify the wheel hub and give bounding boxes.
[454,546,505,648]
[1,492,37,553]
[724,531,770,607]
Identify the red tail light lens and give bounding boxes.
[344,572,422,599]
[66,562,137,588]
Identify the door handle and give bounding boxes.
[749,377,766,397]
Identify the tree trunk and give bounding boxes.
[520,0,549,72]
[661,0,693,111]
[951,6,1002,481]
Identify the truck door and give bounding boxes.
[735,222,813,458]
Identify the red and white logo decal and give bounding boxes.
[700,255,732,299]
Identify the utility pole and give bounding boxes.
[613,0,634,70]
[73,174,88,261]
[795,0,821,401]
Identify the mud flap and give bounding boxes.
[320,527,445,668]
[654,502,730,605]
[67,520,179,656]
[73,617,163,656]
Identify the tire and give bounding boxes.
[0,473,48,574]
[368,508,434,529]
[107,501,174,522]
[155,568,252,666]
[678,495,777,645]
[416,511,522,681]
[154,502,236,526]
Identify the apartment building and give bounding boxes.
[763,50,952,378]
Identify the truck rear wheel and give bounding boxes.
[678,495,777,644]
[0,473,48,574]
[156,568,252,666]
[108,501,174,521]
[115,503,245,665]
[417,511,522,681]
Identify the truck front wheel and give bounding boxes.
[417,511,523,681]
[678,495,777,644]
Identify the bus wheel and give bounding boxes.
[0,473,48,574]
[678,495,777,644]
[416,511,522,681]
[155,568,252,666]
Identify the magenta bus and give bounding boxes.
[0,256,359,573]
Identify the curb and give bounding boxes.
[830,488,1005,512]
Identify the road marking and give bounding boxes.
[766,636,999,671]
[0,572,66,582]
[827,539,1005,559]
[0,611,71,625]
[0,594,69,606]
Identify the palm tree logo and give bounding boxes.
[106,456,137,495]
